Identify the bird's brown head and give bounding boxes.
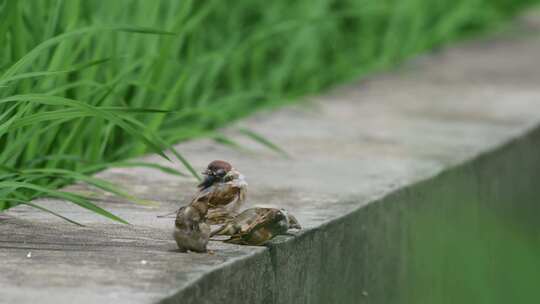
[198,160,232,189]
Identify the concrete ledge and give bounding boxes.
[2,15,540,304]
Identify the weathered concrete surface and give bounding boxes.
[2,15,540,304]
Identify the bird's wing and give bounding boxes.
[238,208,276,235]
[206,208,236,225]
[191,186,214,204]
[237,185,247,203]
[174,206,188,227]
[225,185,246,212]
[224,235,245,245]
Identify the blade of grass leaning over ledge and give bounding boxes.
[212,132,252,154]
[94,161,189,177]
[0,0,537,223]
[0,181,128,224]
[3,199,84,226]
[0,94,174,161]
[238,128,290,157]
[20,168,154,206]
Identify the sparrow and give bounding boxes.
[158,160,247,224]
[195,160,248,224]
[173,199,211,253]
[210,207,301,246]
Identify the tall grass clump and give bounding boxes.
[0,0,537,223]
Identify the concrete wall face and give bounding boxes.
[399,128,540,304]
[164,126,540,304]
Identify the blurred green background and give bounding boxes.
[0,0,538,220]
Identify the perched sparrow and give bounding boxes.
[163,160,247,252]
[210,207,301,246]
[157,160,247,223]
[195,160,247,224]
[173,199,211,253]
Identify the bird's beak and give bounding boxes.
[198,173,216,189]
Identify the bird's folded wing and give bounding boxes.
[238,209,276,235]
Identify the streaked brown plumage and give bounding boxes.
[173,200,210,253]
[159,160,247,224]
[211,207,301,245]
[194,160,247,224]
[168,160,247,252]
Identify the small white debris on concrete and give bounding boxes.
[140,260,148,265]
[26,252,32,258]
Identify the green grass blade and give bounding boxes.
[0,58,111,85]
[20,168,153,206]
[3,199,84,226]
[107,161,188,177]
[0,181,129,224]
[1,25,174,81]
[0,94,172,161]
[237,127,290,157]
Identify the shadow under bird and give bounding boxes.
[210,207,302,246]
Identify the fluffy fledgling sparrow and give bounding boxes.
[173,199,211,253]
[210,207,301,245]
[194,160,248,224]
